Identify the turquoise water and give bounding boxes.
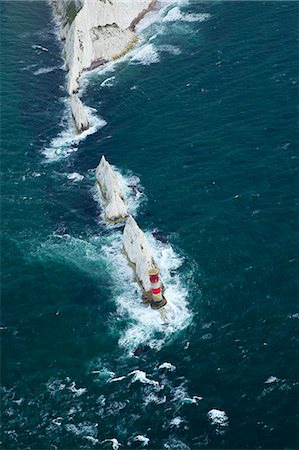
[1,1,298,449]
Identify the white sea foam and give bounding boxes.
[108,376,126,383]
[158,362,176,371]
[118,171,145,216]
[43,100,106,161]
[136,10,160,33]
[46,377,87,398]
[130,43,160,65]
[207,409,229,433]
[80,61,117,95]
[100,76,116,87]
[170,416,184,427]
[85,436,99,445]
[129,370,159,387]
[135,0,177,33]
[171,383,202,405]
[52,417,63,426]
[32,44,49,52]
[159,44,181,55]
[101,438,122,450]
[20,63,38,72]
[33,66,58,76]
[67,172,84,182]
[143,392,167,406]
[133,435,150,446]
[265,376,279,384]
[89,360,115,380]
[46,379,66,394]
[163,6,210,23]
[68,382,87,396]
[65,421,98,437]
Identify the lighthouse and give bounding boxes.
[148,268,167,309]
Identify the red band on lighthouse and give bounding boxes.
[148,267,163,303]
[152,287,161,295]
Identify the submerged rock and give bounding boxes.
[152,229,168,244]
[133,345,150,356]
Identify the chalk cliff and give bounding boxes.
[123,216,155,292]
[96,155,128,222]
[53,0,155,132]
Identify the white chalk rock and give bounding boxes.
[96,156,124,200]
[123,216,154,291]
[54,0,153,94]
[54,0,154,134]
[96,156,128,222]
[69,94,89,132]
[105,192,128,222]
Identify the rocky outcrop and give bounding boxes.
[69,94,89,131]
[123,216,155,292]
[53,0,155,132]
[96,155,128,222]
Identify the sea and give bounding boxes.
[1,1,298,449]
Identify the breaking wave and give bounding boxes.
[163,6,211,23]
[42,99,106,161]
[130,43,160,66]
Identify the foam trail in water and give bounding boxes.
[43,98,106,161]
[163,6,211,23]
[100,76,116,88]
[32,44,49,52]
[33,66,59,76]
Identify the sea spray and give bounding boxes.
[42,99,106,161]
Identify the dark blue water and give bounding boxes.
[1,1,298,449]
